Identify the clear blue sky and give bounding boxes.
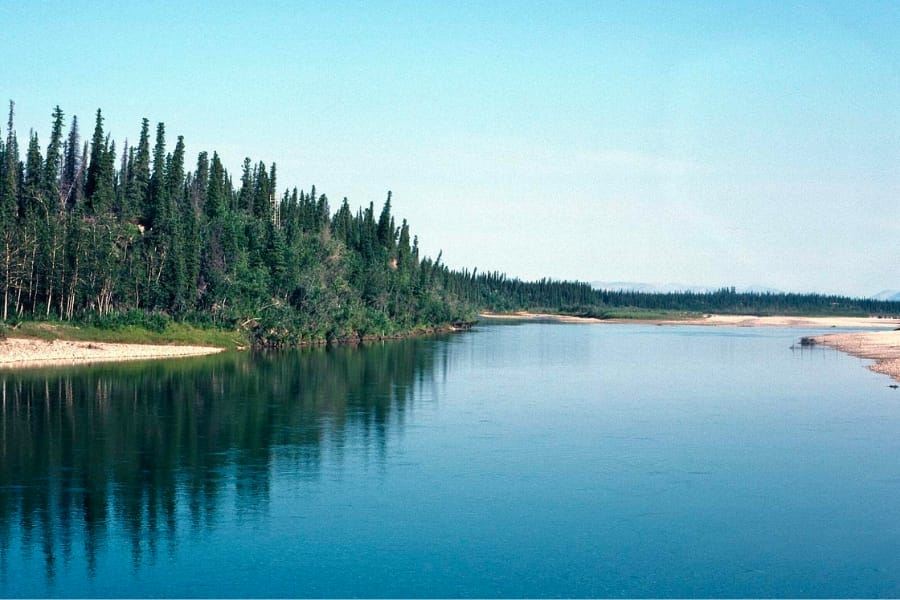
[4,1,899,296]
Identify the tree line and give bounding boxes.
[1,101,897,345]
[451,272,900,318]
[0,102,476,344]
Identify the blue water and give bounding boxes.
[2,322,899,597]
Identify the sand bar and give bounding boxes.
[0,337,224,369]
[810,330,900,383]
[478,311,605,324]
[478,311,900,329]
[670,314,900,328]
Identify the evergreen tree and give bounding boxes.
[61,116,80,209]
[84,109,115,215]
[23,132,42,211]
[165,135,188,311]
[143,122,171,307]
[377,191,394,249]
[331,198,353,245]
[1,101,18,221]
[147,122,167,229]
[125,118,151,223]
[0,101,19,319]
[43,106,64,205]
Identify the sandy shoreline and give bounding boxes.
[670,314,900,328]
[478,311,606,324]
[478,311,900,329]
[0,337,224,369]
[4,313,898,375]
[810,330,900,383]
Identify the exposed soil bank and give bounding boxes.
[809,330,900,383]
[0,337,224,369]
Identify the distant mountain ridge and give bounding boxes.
[873,290,900,302]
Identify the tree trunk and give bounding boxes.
[3,239,10,322]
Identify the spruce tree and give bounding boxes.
[377,191,394,249]
[0,101,19,319]
[1,101,18,221]
[23,132,42,212]
[164,135,188,311]
[147,122,167,229]
[143,122,170,308]
[43,106,64,205]
[125,118,150,223]
[84,109,113,215]
[61,115,80,209]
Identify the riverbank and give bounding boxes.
[673,314,900,328]
[0,318,474,369]
[0,337,225,369]
[478,311,900,329]
[808,330,900,383]
[478,311,606,324]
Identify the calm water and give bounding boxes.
[2,322,900,597]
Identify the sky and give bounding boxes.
[3,1,899,297]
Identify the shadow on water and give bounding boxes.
[0,335,446,586]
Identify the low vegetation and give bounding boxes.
[8,318,244,348]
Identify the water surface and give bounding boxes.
[2,322,899,597]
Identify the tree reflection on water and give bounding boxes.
[0,336,445,584]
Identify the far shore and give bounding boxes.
[0,337,224,369]
[478,311,608,324]
[478,311,900,383]
[478,311,900,329]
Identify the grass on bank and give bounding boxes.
[582,307,701,320]
[5,320,246,349]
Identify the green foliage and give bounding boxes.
[11,318,244,347]
[3,101,897,350]
[89,308,171,332]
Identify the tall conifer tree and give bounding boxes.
[43,106,64,205]
[61,115,80,209]
[125,118,151,223]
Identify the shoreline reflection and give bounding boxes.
[0,336,443,587]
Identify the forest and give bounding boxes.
[0,102,898,346]
[0,102,479,345]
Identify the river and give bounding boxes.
[2,321,899,597]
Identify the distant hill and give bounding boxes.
[873,290,900,302]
